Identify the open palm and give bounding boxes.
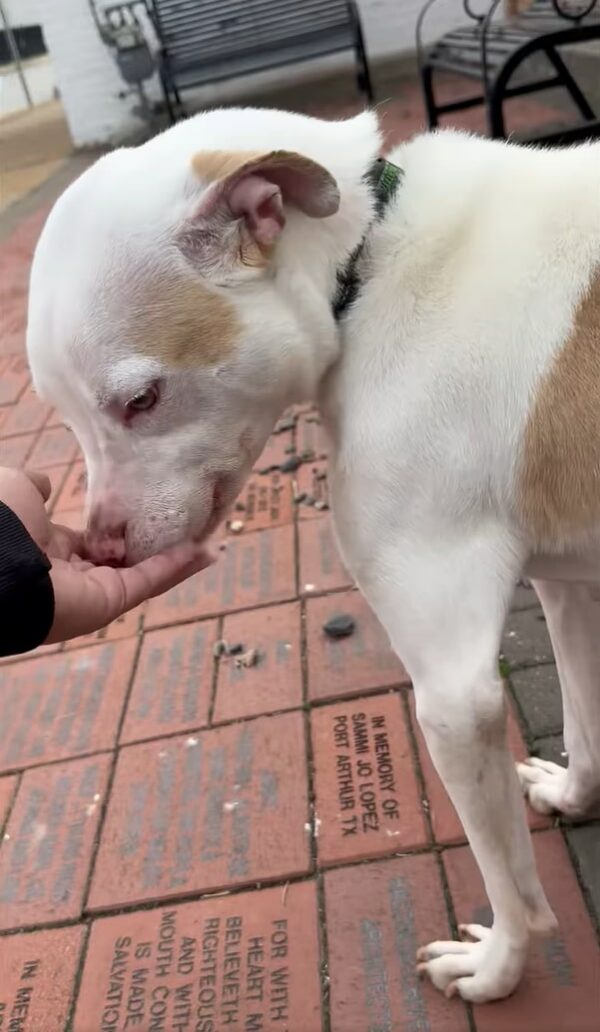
[0,468,213,644]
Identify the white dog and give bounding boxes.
[26,106,600,1004]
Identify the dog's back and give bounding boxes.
[330,132,600,558]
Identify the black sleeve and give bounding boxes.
[0,501,55,657]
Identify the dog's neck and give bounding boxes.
[332,157,404,319]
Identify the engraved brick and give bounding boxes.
[296,412,328,459]
[232,470,294,532]
[312,694,428,864]
[253,428,294,471]
[445,832,600,1032]
[89,712,310,909]
[408,693,550,845]
[145,526,296,627]
[296,459,329,520]
[121,620,216,743]
[307,591,409,701]
[214,602,302,722]
[75,881,322,1032]
[0,926,84,1032]
[326,854,470,1032]
[299,517,353,595]
[0,641,137,772]
[0,755,111,930]
[27,426,80,469]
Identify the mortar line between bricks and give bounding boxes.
[142,580,354,632]
[0,684,410,777]
[0,826,560,937]
[505,670,535,749]
[299,593,331,1031]
[0,770,21,840]
[400,689,435,847]
[433,850,477,1032]
[81,634,145,914]
[116,683,410,750]
[64,921,92,1032]
[316,872,332,1032]
[207,613,224,726]
[0,746,114,778]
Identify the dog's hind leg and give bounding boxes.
[517,578,600,818]
[359,524,555,1003]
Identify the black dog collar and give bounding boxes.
[333,157,404,320]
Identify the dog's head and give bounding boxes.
[27,108,382,563]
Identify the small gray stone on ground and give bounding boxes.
[323,614,355,639]
[279,455,303,473]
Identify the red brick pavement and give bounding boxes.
[1,79,598,1031]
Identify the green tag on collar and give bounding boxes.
[366,157,403,217]
[332,157,404,319]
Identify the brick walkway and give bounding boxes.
[1,79,599,1031]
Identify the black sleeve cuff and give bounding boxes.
[0,501,55,657]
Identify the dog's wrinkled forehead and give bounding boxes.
[86,261,240,371]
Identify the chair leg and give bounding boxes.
[545,46,595,121]
[421,64,439,129]
[158,66,176,125]
[352,17,374,101]
[487,79,507,139]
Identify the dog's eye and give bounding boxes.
[126,384,159,415]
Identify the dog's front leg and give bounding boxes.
[360,526,556,1003]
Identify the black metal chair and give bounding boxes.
[146,0,374,123]
[417,0,600,144]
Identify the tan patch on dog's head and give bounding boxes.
[520,272,600,545]
[192,150,264,182]
[124,272,239,368]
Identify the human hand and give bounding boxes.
[0,467,214,644]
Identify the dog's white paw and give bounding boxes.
[517,757,570,815]
[416,924,527,1003]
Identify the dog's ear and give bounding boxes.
[179,150,340,281]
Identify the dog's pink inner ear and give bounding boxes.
[195,151,340,246]
[227,175,285,246]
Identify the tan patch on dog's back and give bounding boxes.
[520,272,600,544]
[127,273,239,368]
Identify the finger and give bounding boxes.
[25,470,52,503]
[112,543,215,614]
[49,524,85,560]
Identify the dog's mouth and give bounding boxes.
[196,474,237,542]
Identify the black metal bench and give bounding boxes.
[146,0,374,122]
[416,0,600,144]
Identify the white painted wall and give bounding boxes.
[29,0,466,147]
[0,0,54,116]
